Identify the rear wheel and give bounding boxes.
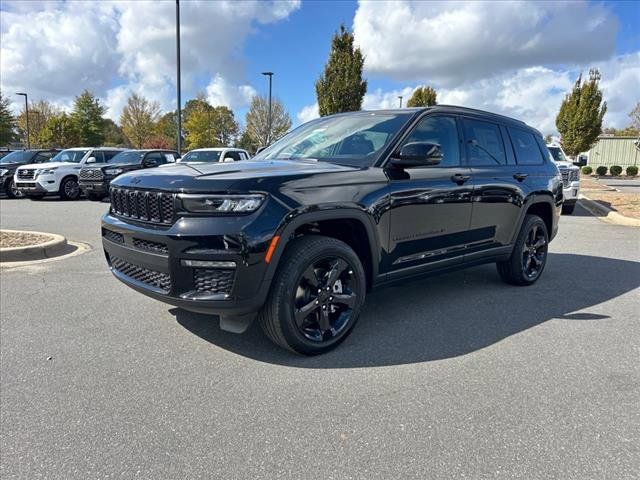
[258,235,366,355]
[497,214,549,286]
[59,177,80,200]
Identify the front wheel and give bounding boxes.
[497,214,549,286]
[6,178,23,199]
[258,235,366,355]
[59,177,80,200]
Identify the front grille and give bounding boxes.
[194,268,235,295]
[80,168,103,181]
[110,187,175,225]
[111,256,171,293]
[133,238,169,255]
[17,169,35,180]
[103,229,124,244]
[569,169,579,182]
[560,170,570,187]
[16,182,35,187]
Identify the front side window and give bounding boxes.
[463,119,506,166]
[0,151,31,164]
[253,113,412,167]
[509,128,544,165]
[103,151,120,162]
[401,115,461,167]
[49,149,89,163]
[91,151,105,163]
[181,150,222,163]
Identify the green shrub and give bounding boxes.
[581,166,593,175]
[609,165,623,176]
[626,165,638,176]
[595,166,608,176]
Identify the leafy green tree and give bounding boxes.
[235,129,259,155]
[183,96,239,149]
[406,86,437,107]
[120,93,160,148]
[40,113,81,148]
[556,69,607,156]
[155,111,179,149]
[16,99,59,148]
[316,25,367,116]
[102,119,129,147]
[0,92,18,146]
[245,95,291,147]
[71,90,106,146]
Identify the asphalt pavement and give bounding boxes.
[600,178,640,193]
[1,197,639,479]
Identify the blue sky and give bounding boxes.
[1,0,639,135]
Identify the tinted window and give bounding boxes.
[546,146,566,163]
[509,128,544,165]
[34,153,50,163]
[50,149,89,163]
[0,151,32,164]
[463,119,506,166]
[145,152,163,165]
[181,150,222,163]
[103,151,120,162]
[402,115,460,167]
[224,151,241,161]
[91,151,105,163]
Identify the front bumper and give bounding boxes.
[101,210,280,326]
[79,180,109,194]
[14,173,59,194]
[563,181,580,204]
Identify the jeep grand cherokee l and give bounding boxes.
[102,106,563,355]
[79,149,179,200]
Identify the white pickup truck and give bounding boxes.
[546,143,580,215]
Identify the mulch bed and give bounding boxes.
[0,231,54,249]
[580,175,640,219]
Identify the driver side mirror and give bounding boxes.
[86,156,96,164]
[390,142,443,168]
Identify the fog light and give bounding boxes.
[181,260,236,268]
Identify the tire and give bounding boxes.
[59,177,80,200]
[497,214,549,286]
[561,203,575,215]
[5,178,23,199]
[258,235,367,355]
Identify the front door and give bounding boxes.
[385,115,473,278]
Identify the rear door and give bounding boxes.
[462,117,523,256]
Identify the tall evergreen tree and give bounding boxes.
[120,93,160,148]
[102,119,129,147]
[556,69,607,156]
[245,95,291,147]
[71,90,106,146]
[315,25,367,116]
[406,86,437,107]
[0,92,18,146]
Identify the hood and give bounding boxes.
[554,161,576,169]
[112,159,358,192]
[18,161,77,170]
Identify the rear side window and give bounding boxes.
[91,151,105,163]
[145,152,164,164]
[462,118,506,166]
[103,151,120,162]
[508,127,544,165]
[224,151,242,161]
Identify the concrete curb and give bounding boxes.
[0,230,68,262]
[578,196,640,227]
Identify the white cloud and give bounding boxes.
[353,0,618,86]
[206,75,256,110]
[1,0,300,117]
[297,103,320,124]
[362,86,416,110]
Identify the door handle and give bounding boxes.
[451,173,470,185]
[513,173,528,182]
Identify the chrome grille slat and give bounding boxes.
[17,169,35,180]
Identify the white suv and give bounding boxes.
[177,148,250,164]
[546,143,580,215]
[14,147,125,200]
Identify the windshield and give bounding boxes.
[252,113,412,166]
[108,151,144,164]
[0,151,31,164]
[180,150,222,163]
[50,149,89,163]
[547,146,567,162]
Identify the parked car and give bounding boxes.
[546,143,580,214]
[102,106,563,355]
[0,148,15,160]
[79,149,179,200]
[0,149,59,198]
[14,147,125,200]
[178,148,250,163]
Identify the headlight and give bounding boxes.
[0,169,7,176]
[179,194,265,214]
[36,167,58,176]
[104,168,123,175]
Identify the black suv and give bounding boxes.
[79,149,179,200]
[102,106,563,355]
[0,149,59,198]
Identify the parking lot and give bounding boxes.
[1,198,639,479]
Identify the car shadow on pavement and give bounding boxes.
[173,253,640,368]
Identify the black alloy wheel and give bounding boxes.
[293,257,359,342]
[521,223,547,280]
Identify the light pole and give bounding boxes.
[175,0,182,154]
[16,92,29,149]
[261,71,273,145]
[398,96,403,108]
